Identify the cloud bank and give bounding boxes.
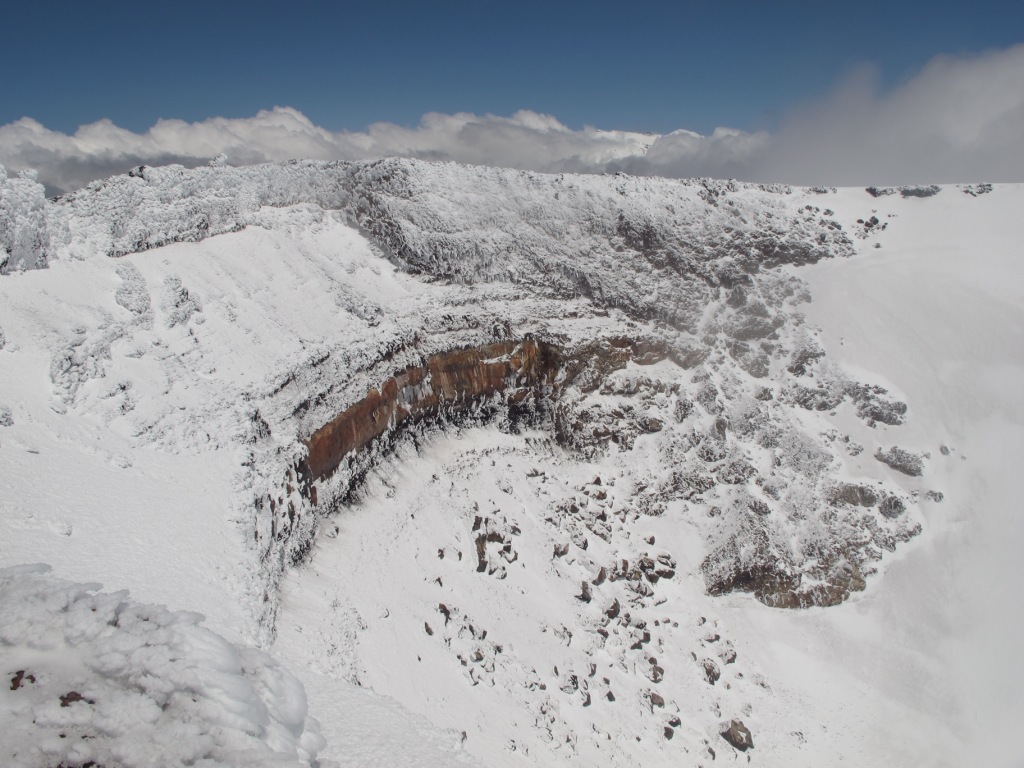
[3,45,1024,194]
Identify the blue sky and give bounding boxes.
[6,0,1022,135]
[3,2,1024,191]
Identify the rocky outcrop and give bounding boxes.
[720,719,754,751]
[301,338,561,484]
[298,334,688,497]
[875,446,926,476]
[867,185,941,198]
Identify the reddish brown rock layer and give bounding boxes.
[303,338,561,481]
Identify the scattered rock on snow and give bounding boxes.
[10,670,35,690]
[879,495,907,519]
[59,690,95,707]
[720,719,754,751]
[829,483,878,507]
[875,446,925,476]
[702,658,721,685]
[899,185,941,198]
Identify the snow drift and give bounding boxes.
[0,564,327,768]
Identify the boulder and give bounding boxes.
[720,719,754,751]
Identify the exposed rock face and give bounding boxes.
[303,338,560,482]
[830,483,878,507]
[875,446,926,476]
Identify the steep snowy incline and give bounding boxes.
[0,201,493,766]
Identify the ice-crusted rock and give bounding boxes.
[850,383,908,426]
[899,185,942,198]
[960,183,993,196]
[162,275,203,328]
[875,446,926,476]
[0,564,329,768]
[880,495,907,518]
[867,184,941,198]
[829,483,878,507]
[0,405,12,426]
[0,166,50,273]
[50,331,113,402]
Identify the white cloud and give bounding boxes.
[3,45,1024,194]
[742,44,1024,185]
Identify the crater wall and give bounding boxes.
[301,337,562,484]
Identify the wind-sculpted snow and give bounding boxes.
[1,160,348,272]
[0,168,49,273]
[347,160,853,331]
[0,565,328,768]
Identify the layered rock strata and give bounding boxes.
[303,338,560,483]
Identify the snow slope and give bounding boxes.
[792,186,1024,768]
[0,162,1020,766]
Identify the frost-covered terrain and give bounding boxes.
[0,161,1020,766]
[0,565,326,768]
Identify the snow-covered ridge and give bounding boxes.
[2,158,846,283]
[345,160,853,329]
